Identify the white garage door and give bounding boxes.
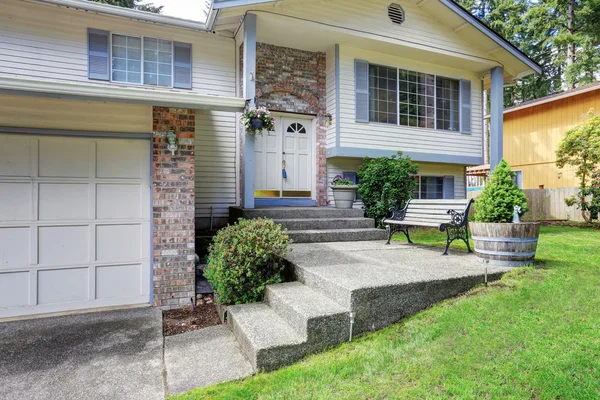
[0,134,151,319]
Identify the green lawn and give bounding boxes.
[175,226,600,400]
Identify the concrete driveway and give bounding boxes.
[0,307,165,400]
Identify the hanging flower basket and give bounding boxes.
[240,106,275,137]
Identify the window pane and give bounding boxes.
[143,37,172,87]
[368,65,397,124]
[436,77,459,131]
[420,177,444,199]
[111,34,142,83]
[398,68,435,129]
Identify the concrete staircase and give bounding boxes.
[229,207,387,243]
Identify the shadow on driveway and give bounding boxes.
[0,307,164,400]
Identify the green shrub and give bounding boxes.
[474,159,529,223]
[356,152,419,224]
[204,218,290,305]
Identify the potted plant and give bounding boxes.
[331,175,359,209]
[470,159,540,266]
[240,106,275,137]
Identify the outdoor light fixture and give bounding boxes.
[166,131,178,156]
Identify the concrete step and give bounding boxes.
[287,228,387,243]
[227,302,309,371]
[265,282,349,345]
[274,217,374,231]
[230,206,365,221]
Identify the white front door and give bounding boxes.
[254,117,313,199]
[0,134,151,318]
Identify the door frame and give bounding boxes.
[255,112,317,206]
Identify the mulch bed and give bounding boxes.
[163,295,221,336]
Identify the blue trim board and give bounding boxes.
[335,44,340,148]
[0,126,152,140]
[326,146,483,166]
[255,198,317,207]
[213,0,275,9]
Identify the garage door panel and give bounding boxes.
[38,226,89,265]
[0,271,30,307]
[0,183,32,221]
[97,184,143,219]
[96,264,142,299]
[39,138,91,178]
[0,227,30,267]
[97,140,148,179]
[0,135,34,177]
[96,224,142,262]
[37,267,89,305]
[38,183,90,220]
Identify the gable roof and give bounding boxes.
[214,0,541,75]
[504,81,600,115]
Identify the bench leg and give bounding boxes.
[385,225,392,245]
[465,224,473,253]
[385,225,412,245]
[442,229,451,256]
[442,225,470,255]
[404,227,413,244]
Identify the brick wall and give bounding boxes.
[242,43,328,205]
[152,106,196,308]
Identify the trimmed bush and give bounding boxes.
[357,152,419,225]
[474,159,529,223]
[204,218,290,305]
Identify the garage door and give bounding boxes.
[0,134,151,318]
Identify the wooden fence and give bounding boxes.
[468,187,584,222]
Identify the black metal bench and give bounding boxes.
[382,199,474,255]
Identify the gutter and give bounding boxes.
[33,0,212,31]
[0,77,247,112]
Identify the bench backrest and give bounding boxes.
[403,199,472,226]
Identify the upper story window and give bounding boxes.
[88,29,192,90]
[355,60,471,134]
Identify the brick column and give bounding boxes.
[152,106,196,308]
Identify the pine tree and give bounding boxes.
[90,0,163,13]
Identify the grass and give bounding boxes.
[174,226,600,400]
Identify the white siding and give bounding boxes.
[327,159,466,204]
[338,45,483,158]
[1,0,236,96]
[195,111,238,229]
[0,95,152,133]
[326,46,337,149]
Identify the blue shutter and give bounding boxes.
[355,60,369,122]
[459,79,472,134]
[443,176,455,199]
[173,42,192,89]
[88,29,109,81]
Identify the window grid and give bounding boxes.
[368,65,398,124]
[112,34,142,84]
[143,37,173,87]
[367,65,461,133]
[420,176,444,199]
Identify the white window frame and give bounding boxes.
[109,32,175,88]
[366,64,462,133]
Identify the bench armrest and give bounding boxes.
[383,200,411,223]
[442,208,468,228]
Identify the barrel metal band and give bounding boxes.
[472,236,538,243]
[475,249,537,257]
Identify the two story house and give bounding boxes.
[0,0,540,318]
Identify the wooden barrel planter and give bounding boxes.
[469,222,540,267]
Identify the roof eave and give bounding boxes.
[213,0,277,10]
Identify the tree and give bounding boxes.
[556,111,600,221]
[473,159,529,223]
[90,0,163,13]
[356,152,419,225]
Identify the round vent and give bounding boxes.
[388,3,405,25]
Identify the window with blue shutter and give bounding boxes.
[459,79,472,134]
[442,176,455,199]
[355,60,369,122]
[173,42,192,89]
[88,29,110,81]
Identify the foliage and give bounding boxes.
[474,159,529,223]
[332,175,355,186]
[204,218,290,305]
[90,0,163,13]
[356,152,419,224]
[556,112,600,221]
[240,107,275,137]
[174,226,600,400]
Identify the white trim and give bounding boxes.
[502,85,600,115]
[33,0,211,31]
[0,77,247,112]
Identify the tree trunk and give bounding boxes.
[566,0,576,89]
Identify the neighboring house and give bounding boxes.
[0,0,539,318]
[467,81,600,220]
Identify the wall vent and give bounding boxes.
[388,3,405,25]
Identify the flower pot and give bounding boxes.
[331,185,358,209]
[469,222,540,267]
[250,118,263,129]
